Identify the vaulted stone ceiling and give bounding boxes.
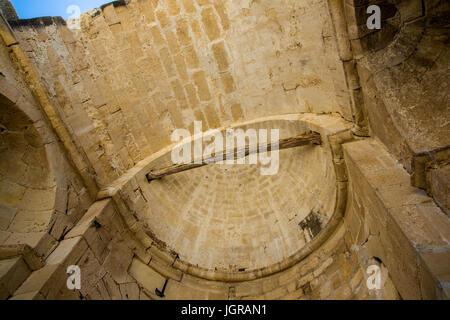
[6,0,353,188]
[0,0,448,300]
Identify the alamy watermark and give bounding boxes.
[171,121,280,176]
[66,5,81,30]
[66,265,81,290]
[367,5,382,30]
[65,4,381,31]
[366,265,382,290]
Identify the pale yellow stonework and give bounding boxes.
[0,0,448,300]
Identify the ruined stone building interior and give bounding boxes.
[0,0,448,301]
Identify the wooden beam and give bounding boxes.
[147,131,321,182]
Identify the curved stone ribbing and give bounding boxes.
[142,132,335,272]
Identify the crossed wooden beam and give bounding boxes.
[146,131,321,182]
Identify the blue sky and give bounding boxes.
[10,0,109,19]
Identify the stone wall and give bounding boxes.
[0,0,448,300]
[0,17,94,299]
[344,139,450,299]
[343,0,450,214]
[9,0,353,188]
[93,113,354,281]
[0,0,18,22]
[7,197,400,300]
[1,106,405,300]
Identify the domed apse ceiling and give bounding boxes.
[138,118,338,273]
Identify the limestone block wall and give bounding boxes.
[343,139,450,299]
[343,0,450,214]
[0,22,94,298]
[7,196,399,300]
[0,0,18,22]
[0,105,409,300]
[8,0,353,188]
[4,131,417,300]
[95,113,353,280]
[0,82,442,300]
[0,93,56,247]
[0,0,448,300]
[8,199,140,300]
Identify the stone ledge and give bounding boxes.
[9,16,66,29]
[344,139,450,299]
[0,244,45,270]
[0,256,31,299]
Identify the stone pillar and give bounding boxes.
[0,0,18,21]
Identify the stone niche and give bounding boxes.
[142,119,336,272]
[111,113,352,282]
[0,94,56,246]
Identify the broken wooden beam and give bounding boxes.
[147,131,321,182]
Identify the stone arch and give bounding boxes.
[0,80,67,258]
[101,113,353,282]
